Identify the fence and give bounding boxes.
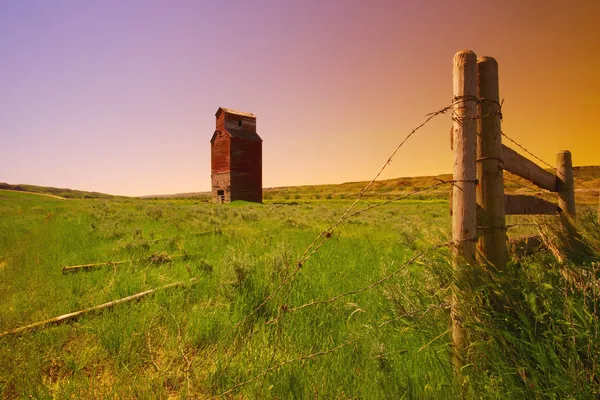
[451,49,576,271]
[449,49,583,368]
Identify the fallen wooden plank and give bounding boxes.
[0,279,197,338]
[502,145,557,192]
[62,252,203,274]
[62,260,130,274]
[451,192,559,216]
[505,194,560,215]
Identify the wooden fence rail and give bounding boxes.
[502,145,558,192]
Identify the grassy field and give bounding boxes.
[1,189,599,398]
[0,183,116,200]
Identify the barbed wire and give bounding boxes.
[206,181,456,392]
[256,305,286,398]
[212,94,596,398]
[501,131,555,171]
[205,98,486,395]
[265,242,449,325]
[210,336,361,399]
[226,99,480,339]
[212,236,474,397]
[377,302,450,328]
[209,96,506,397]
[573,180,600,196]
[503,175,553,195]
[506,223,540,229]
[214,181,453,356]
[297,181,451,266]
[501,130,599,195]
[211,301,449,399]
[298,98,471,263]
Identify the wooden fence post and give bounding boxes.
[476,56,507,270]
[451,50,478,369]
[556,150,575,219]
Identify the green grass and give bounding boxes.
[0,182,116,199]
[0,189,599,398]
[262,166,600,204]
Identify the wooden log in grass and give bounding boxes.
[0,279,197,338]
[61,230,216,274]
[62,252,204,274]
[62,260,130,274]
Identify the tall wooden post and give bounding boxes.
[476,57,507,270]
[451,50,478,368]
[556,150,575,219]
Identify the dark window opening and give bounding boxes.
[217,190,224,196]
[238,120,242,127]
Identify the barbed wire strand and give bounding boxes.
[214,98,599,398]
[210,337,361,399]
[210,180,453,363]
[265,242,449,325]
[211,301,450,399]
[378,302,450,329]
[573,180,600,195]
[209,97,486,397]
[208,182,454,388]
[297,98,471,264]
[256,306,286,398]
[501,130,599,195]
[501,131,555,171]
[227,99,476,337]
[297,182,451,266]
[503,175,553,195]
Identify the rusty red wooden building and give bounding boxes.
[210,107,262,203]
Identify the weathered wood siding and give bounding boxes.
[211,131,230,174]
[230,138,262,202]
[210,108,262,203]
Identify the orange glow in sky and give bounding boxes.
[1,0,599,196]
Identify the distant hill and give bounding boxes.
[0,182,115,199]
[4,166,599,203]
[144,166,600,204]
[139,192,211,200]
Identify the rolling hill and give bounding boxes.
[4,166,600,203]
[0,182,115,199]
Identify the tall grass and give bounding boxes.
[0,190,598,398]
[451,208,600,398]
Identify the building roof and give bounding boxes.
[210,129,262,143]
[216,107,256,119]
[229,129,262,141]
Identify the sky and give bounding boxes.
[1,0,599,196]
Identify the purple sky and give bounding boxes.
[1,1,599,196]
